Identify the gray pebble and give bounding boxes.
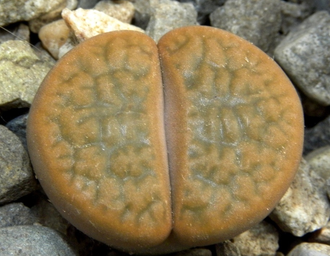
[146,0,198,42]
[0,225,77,256]
[178,0,225,24]
[275,11,330,106]
[210,0,281,52]
[315,0,330,12]
[0,23,30,44]
[0,125,37,204]
[304,116,330,155]
[0,202,37,228]
[215,240,240,256]
[133,0,151,30]
[305,146,330,180]
[5,113,28,151]
[30,197,71,235]
[279,0,313,35]
[77,0,100,9]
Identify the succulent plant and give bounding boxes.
[27,26,304,254]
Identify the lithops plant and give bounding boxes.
[27,26,304,254]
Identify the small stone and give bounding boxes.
[178,0,225,25]
[0,40,54,110]
[287,242,330,256]
[146,0,198,42]
[39,19,71,59]
[210,0,281,53]
[0,125,37,204]
[78,0,100,9]
[279,0,313,35]
[304,116,330,155]
[133,0,151,30]
[0,225,76,255]
[315,0,330,12]
[31,197,71,235]
[305,146,330,180]
[0,203,37,228]
[58,36,76,59]
[29,194,106,256]
[0,0,67,26]
[311,221,330,245]
[33,42,57,66]
[215,240,240,256]
[0,23,30,44]
[5,114,28,151]
[231,221,279,256]
[94,0,135,24]
[270,159,330,237]
[28,0,78,33]
[274,11,330,106]
[62,8,144,43]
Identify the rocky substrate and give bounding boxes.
[0,0,330,255]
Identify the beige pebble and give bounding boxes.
[287,242,330,256]
[0,40,53,108]
[270,159,330,237]
[310,221,330,245]
[232,221,279,256]
[39,19,71,59]
[61,8,144,42]
[94,0,135,24]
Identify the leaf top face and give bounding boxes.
[27,26,303,254]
